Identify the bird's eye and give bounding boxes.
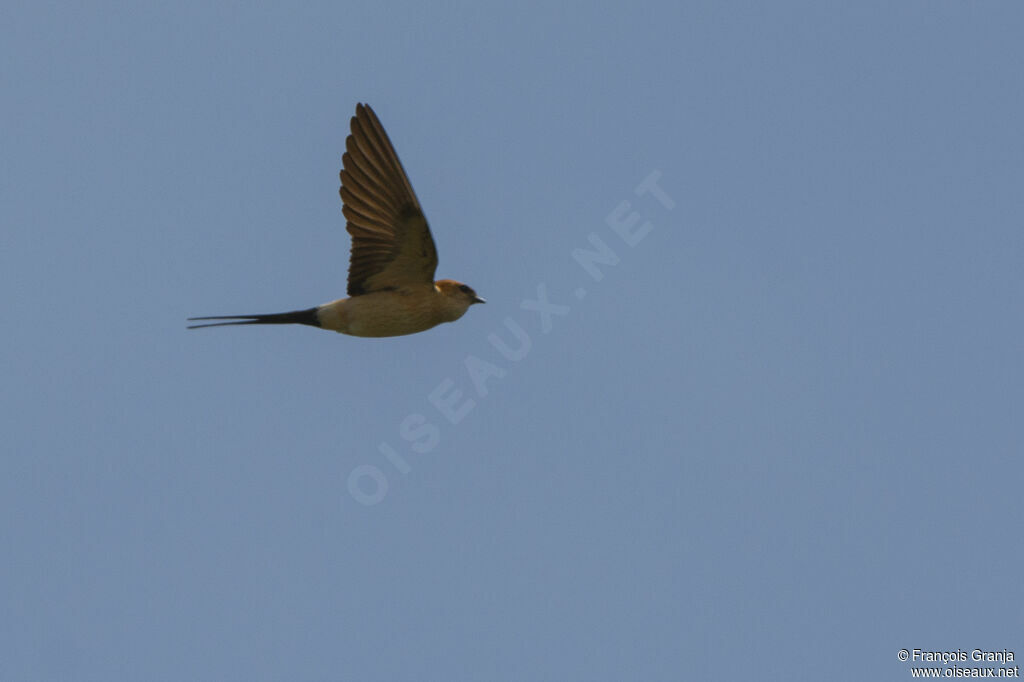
[459,285,471,293]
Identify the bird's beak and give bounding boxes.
[472,295,486,305]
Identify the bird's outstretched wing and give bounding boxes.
[340,103,438,296]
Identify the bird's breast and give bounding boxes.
[317,288,462,338]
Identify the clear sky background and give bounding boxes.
[2,2,1022,680]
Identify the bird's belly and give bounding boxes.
[319,291,445,338]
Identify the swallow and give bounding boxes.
[188,103,484,337]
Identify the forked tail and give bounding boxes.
[188,307,320,329]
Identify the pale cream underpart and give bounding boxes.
[315,284,472,337]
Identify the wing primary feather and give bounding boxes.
[340,103,438,296]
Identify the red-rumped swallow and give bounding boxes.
[189,103,484,336]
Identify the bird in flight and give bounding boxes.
[188,103,484,337]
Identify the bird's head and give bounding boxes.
[435,279,485,319]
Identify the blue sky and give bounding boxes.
[2,2,1022,680]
